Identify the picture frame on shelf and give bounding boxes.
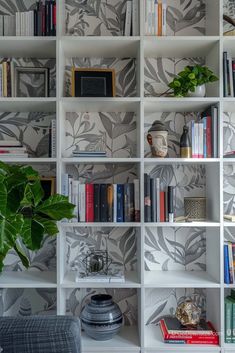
[40,177,56,200]
[71,68,116,97]
[14,67,50,97]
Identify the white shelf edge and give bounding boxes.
[61,158,141,164]
[60,222,141,227]
[144,158,220,164]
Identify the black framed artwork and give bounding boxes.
[71,68,116,97]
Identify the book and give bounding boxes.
[156,178,160,222]
[86,184,94,222]
[117,184,124,222]
[144,173,151,222]
[113,184,117,222]
[79,183,86,222]
[198,122,204,158]
[227,296,235,343]
[160,191,165,222]
[225,297,232,343]
[154,0,158,36]
[167,186,174,222]
[224,243,230,284]
[72,180,79,222]
[61,174,69,197]
[224,52,229,97]
[124,1,132,36]
[146,0,152,35]
[107,184,114,222]
[100,184,108,222]
[228,242,235,283]
[134,179,140,222]
[132,0,139,36]
[50,119,56,158]
[94,184,101,222]
[150,178,156,222]
[224,214,235,222]
[158,0,162,36]
[162,0,167,36]
[124,183,134,222]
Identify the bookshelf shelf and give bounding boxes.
[0,38,56,57]
[144,158,220,164]
[60,222,141,228]
[0,271,57,288]
[143,222,221,227]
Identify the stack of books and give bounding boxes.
[225,291,235,343]
[75,263,125,283]
[49,119,56,158]
[72,150,107,158]
[0,0,56,37]
[224,242,235,284]
[145,0,167,36]
[144,173,174,223]
[159,317,219,345]
[0,140,28,158]
[188,106,218,158]
[61,176,140,223]
[223,51,235,97]
[124,0,139,36]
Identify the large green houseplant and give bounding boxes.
[0,162,75,271]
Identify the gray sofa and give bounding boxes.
[0,316,81,353]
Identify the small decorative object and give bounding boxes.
[180,125,192,158]
[175,300,201,327]
[184,197,206,221]
[71,68,116,97]
[80,294,123,340]
[82,250,112,276]
[223,14,235,36]
[168,65,218,97]
[147,120,168,158]
[14,67,50,97]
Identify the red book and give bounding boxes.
[206,116,212,158]
[160,191,165,222]
[85,184,94,222]
[53,2,56,35]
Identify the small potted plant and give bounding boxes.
[0,162,75,271]
[168,65,218,97]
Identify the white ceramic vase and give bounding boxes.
[187,84,206,97]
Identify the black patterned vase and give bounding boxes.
[80,294,123,341]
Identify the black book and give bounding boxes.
[163,317,213,334]
[100,184,108,222]
[45,1,50,36]
[34,9,38,36]
[124,183,134,222]
[94,184,100,222]
[144,173,151,222]
[167,186,174,221]
[150,178,156,222]
[223,51,229,97]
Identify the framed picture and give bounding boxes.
[40,177,56,200]
[14,67,50,97]
[71,68,116,97]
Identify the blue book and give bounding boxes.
[202,117,207,158]
[117,184,124,222]
[224,244,230,284]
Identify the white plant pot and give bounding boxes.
[187,84,206,97]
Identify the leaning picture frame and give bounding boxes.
[14,67,50,97]
[40,177,56,200]
[71,68,116,97]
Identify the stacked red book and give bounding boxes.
[159,317,219,345]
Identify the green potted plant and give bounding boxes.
[0,162,75,271]
[168,65,218,97]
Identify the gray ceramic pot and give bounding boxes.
[80,294,123,341]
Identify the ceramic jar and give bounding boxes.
[80,294,123,341]
[187,84,206,97]
[147,120,168,158]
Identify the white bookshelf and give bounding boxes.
[0,0,233,352]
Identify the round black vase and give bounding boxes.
[80,294,123,341]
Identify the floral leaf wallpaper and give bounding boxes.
[0,0,36,14]
[224,112,235,156]
[65,226,137,273]
[224,164,235,215]
[224,0,235,34]
[225,227,235,242]
[65,112,137,158]
[65,57,136,97]
[0,112,56,157]
[145,288,206,325]
[145,227,206,271]
[145,164,206,217]
[0,288,57,316]
[144,57,205,97]
[144,111,199,158]
[0,58,56,97]
[66,288,137,326]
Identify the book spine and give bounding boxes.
[68,176,73,204]
[228,56,234,97]
[198,122,204,158]
[212,105,218,158]
[34,9,38,36]
[46,1,50,36]
[79,184,86,222]
[202,117,207,158]
[144,173,151,222]
[160,191,165,222]
[124,1,132,36]
[162,0,166,36]
[164,189,168,222]
[61,174,69,196]
[228,242,234,284]
[85,184,94,222]
[50,1,54,36]
[225,299,232,343]
[107,184,114,222]
[146,0,152,35]
[150,178,156,222]
[156,177,160,222]
[206,115,212,158]
[158,0,162,36]
[191,121,196,158]
[100,184,108,222]
[233,61,235,97]
[154,0,158,36]
[94,184,100,222]
[42,3,46,36]
[53,1,56,35]
[117,184,124,222]
[113,184,117,222]
[224,244,230,284]
[0,16,3,36]
[151,0,155,35]
[6,61,11,97]
[72,180,79,222]
[167,186,174,222]
[124,183,134,222]
[134,179,140,222]
[223,51,229,97]
[51,119,56,158]
[2,62,7,97]
[232,300,235,343]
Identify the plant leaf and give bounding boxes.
[36,194,75,220]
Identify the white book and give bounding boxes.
[3,16,9,36]
[20,12,24,36]
[134,179,140,222]
[132,0,139,36]
[151,0,155,35]
[162,0,167,36]
[61,174,69,196]
[198,122,204,158]
[154,0,158,36]
[72,180,79,222]
[16,13,20,36]
[68,176,73,204]
[124,1,132,36]
[156,177,160,222]
[79,184,86,222]
[30,11,34,36]
[51,119,56,158]
[145,0,152,35]
[0,65,2,97]
[228,56,234,97]
[0,139,21,146]
[113,184,117,222]
[0,15,4,36]
[194,123,199,158]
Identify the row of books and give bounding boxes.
[189,105,218,158]
[145,0,166,36]
[225,291,235,343]
[0,140,28,158]
[0,1,56,37]
[61,177,140,223]
[223,51,235,97]
[124,0,139,36]
[224,242,235,284]
[72,150,107,158]
[144,173,174,222]
[159,317,219,345]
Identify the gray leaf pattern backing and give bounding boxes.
[224,164,235,215]
[144,112,199,158]
[224,0,235,34]
[0,58,56,97]
[66,288,137,326]
[144,57,205,97]
[65,57,136,97]
[145,227,206,271]
[0,112,56,158]
[65,112,137,158]
[66,227,137,273]
[145,288,206,325]
[224,112,235,155]
[224,227,235,242]
[145,164,206,217]
[0,0,36,15]
[0,288,57,316]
